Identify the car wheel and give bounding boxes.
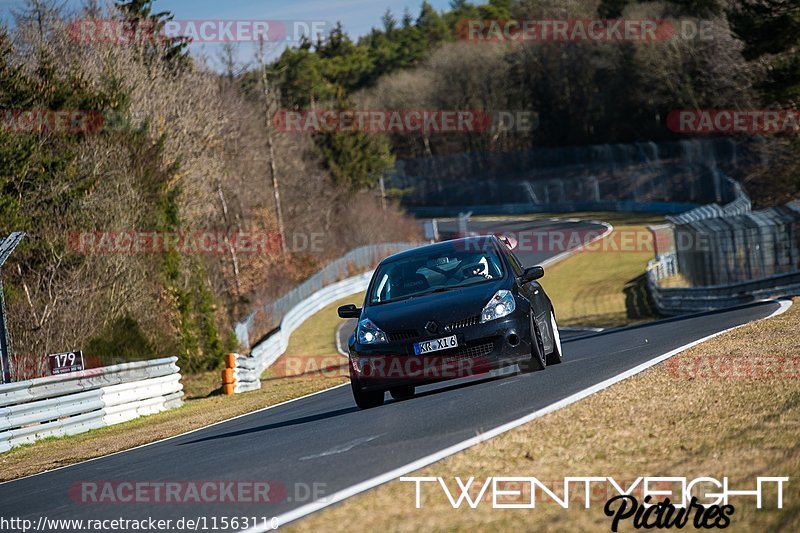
[520,313,546,373]
[350,369,384,409]
[546,308,563,365]
[389,385,415,401]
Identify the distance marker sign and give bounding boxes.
[48,350,84,375]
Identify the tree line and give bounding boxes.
[270,0,799,204]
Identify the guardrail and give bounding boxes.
[647,253,800,315]
[0,357,183,453]
[644,179,800,312]
[665,178,751,225]
[672,201,800,285]
[408,201,699,218]
[224,272,377,394]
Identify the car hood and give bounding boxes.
[363,279,509,332]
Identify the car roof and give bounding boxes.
[379,235,501,264]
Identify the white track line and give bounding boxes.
[335,321,352,358]
[538,220,614,268]
[245,299,792,531]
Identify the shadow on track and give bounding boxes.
[178,406,360,445]
[182,373,518,446]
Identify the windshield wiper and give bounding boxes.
[415,286,458,297]
[374,285,460,305]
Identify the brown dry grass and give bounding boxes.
[658,274,691,288]
[291,298,800,532]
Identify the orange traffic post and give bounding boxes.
[222,353,240,395]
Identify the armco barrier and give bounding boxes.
[0,357,183,453]
[409,201,699,218]
[647,252,800,315]
[645,182,800,312]
[225,272,376,393]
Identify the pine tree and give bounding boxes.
[313,94,394,192]
[115,0,190,69]
[417,2,452,46]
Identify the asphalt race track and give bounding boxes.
[0,218,785,531]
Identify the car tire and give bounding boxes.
[546,308,563,366]
[350,370,384,409]
[520,313,546,373]
[389,385,415,400]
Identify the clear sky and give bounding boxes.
[1,0,454,69]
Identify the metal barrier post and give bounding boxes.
[458,211,472,237]
[0,232,25,383]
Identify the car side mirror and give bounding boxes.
[338,304,361,319]
[519,266,544,284]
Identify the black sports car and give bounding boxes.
[338,234,563,409]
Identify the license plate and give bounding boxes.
[414,335,458,355]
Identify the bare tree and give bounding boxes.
[257,37,287,254]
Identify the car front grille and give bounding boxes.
[445,315,480,332]
[387,329,419,342]
[388,315,482,343]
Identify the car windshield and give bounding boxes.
[369,242,504,304]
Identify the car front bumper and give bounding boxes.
[348,311,534,392]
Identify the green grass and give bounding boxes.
[540,223,659,327]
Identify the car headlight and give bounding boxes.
[357,318,388,344]
[480,290,516,323]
